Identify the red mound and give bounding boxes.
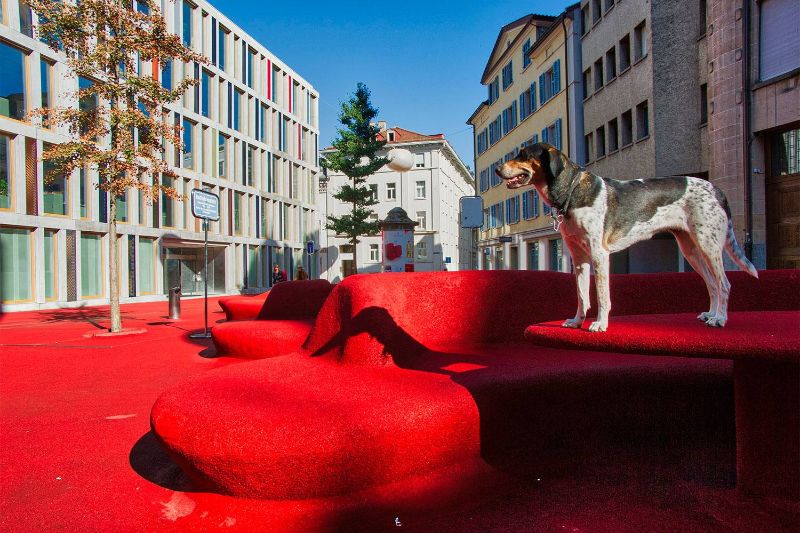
[211,319,314,358]
[218,293,268,321]
[524,311,800,361]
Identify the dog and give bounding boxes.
[496,143,758,332]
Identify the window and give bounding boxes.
[636,100,649,139]
[415,180,426,199]
[502,61,513,90]
[43,145,68,215]
[549,238,563,271]
[522,39,531,69]
[40,57,53,111]
[520,82,536,120]
[416,211,426,229]
[539,60,561,104]
[0,133,10,209]
[218,27,227,71]
[605,0,615,12]
[505,195,520,224]
[700,83,708,125]
[19,1,33,38]
[759,0,800,80]
[368,184,378,201]
[182,119,194,169]
[606,47,617,81]
[528,241,539,271]
[522,189,539,219]
[699,0,707,35]
[582,69,591,99]
[581,5,589,35]
[594,58,604,91]
[416,240,428,260]
[596,126,606,158]
[0,41,27,120]
[592,0,601,24]
[369,244,379,262]
[619,34,631,72]
[234,192,243,235]
[770,128,800,176]
[0,227,32,302]
[247,48,256,88]
[161,60,173,91]
[621,109,633,146]
[584,132,593,163]
[161,175,174,227]
[201,70,211,117]
[608,118,619,152]
[218,133,227,177]
[502,102,518,135]
[78,168,90,218]
[44,229,56,300]
[80,233,103,298]
[233,89,241,131]
[488,76,499,104]
[182,0,194,47]
[78,76,99,137]
[634,21,647,61]
[138,238,155,294]
[247,145,255,186]
[386,182,396,200]
[415,153,425,168]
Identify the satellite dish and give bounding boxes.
[386,148,414,172]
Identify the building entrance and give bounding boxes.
[163,246,226,296]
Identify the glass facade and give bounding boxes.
[0,133,10,209]
[0,227,32,302]
[0,40,26,120]
[80,233,103,298]
[139,238,155,294]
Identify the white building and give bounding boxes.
[0,0,320,311]
[318,124,475,281]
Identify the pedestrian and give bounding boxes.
[272,264,287,284]
[295,266,309,280]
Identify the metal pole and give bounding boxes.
[190,217,212,339]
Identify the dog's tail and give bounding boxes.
[725,219,759,278]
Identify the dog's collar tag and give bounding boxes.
[551,209,564,232]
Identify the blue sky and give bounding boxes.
[215,0,574,169]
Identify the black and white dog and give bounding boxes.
[497,143,758,332]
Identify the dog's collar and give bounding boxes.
[549,170,582,228]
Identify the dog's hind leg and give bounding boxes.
[672,230,717,321]
[693,227,731,327]
[563,246,591,329]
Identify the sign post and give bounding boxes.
[189,188,220,339]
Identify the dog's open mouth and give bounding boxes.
[505,172,529,189]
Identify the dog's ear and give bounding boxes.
[546,145,565,180]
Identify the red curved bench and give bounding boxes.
[152,270,800,508]
[218,292,269,321]
[212,280,333,358]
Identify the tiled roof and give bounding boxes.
[376,126,445,144]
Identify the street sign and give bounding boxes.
[306,241,315,254]
[191,188,220,221]
[459,196,484,228]
[499,235,513,243]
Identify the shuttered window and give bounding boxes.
[760,0,800,80]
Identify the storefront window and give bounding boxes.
[80,233,103,298]
[772,128,799,176]
[139,237,155,294]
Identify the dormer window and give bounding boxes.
[387,131,395,142]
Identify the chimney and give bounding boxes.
[377,121,387,132]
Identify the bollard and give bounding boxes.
[168,286,181,319]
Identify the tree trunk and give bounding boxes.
[351,236,358,275]
[108,195,122,332]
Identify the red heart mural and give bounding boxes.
[385,243,402,261]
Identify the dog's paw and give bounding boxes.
[705,316,727,328]
[697,311,714,322]
[562,318,583,329]
[587,321,607,332]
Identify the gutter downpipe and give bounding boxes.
[742,0,754,260]
[562,15,571,161]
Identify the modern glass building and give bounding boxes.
[0,0,320,310]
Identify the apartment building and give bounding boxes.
[580,0,709,273]
[319,124,474,280]
[0,0,320,310]
[709,0,799,270]
[468,5,584,272]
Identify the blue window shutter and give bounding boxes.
[511,100,517,128]
[555,119,562,151]
[531,83,537,112]
[554,60,561,94]
[539,74,546,105]
[534,191,539,217]
[541,128,548,144]
[519,93,525,118]
[522,191,529,218]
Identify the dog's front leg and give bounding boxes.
[563,255,590,329]
[588,251,611,332]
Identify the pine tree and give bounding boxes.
[322,83,388,276]
[29,0,207,332]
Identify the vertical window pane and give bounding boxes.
[40,58,52,110]
[0,227,32,302]
[80,233,102,298]
[116,192,127,222]
[43,146,68,215]
[201,70,210,117]
[162,60,173,91]
[218,28,226,70]
[233,90,240,131]
[139,238,155,293]
[19,1,33,38]
[161,175,174,227]
[218,133,227,177]
[182,1,193,47]
[183,119,194,169]
[0,41,27,120]
[0,133,11,209]
[234,192,242,234]
[44,229,56,299]
[247,245,258,286]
